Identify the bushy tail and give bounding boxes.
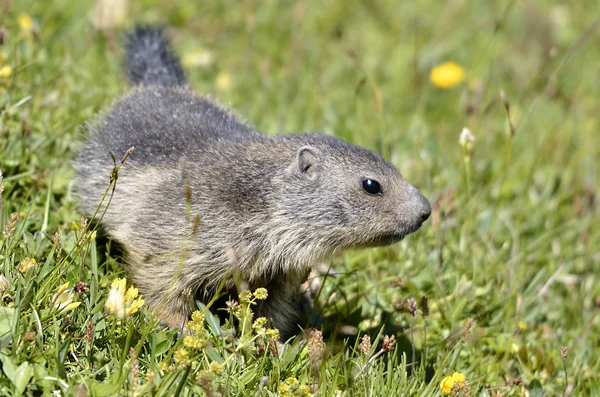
[124,25,187,87]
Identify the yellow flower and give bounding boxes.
[430,61,465,89]
[105,278,145,318]
[253,288,268,300]
[18,257,36,273]
[182,49,215,68]
[253,317,267,329]
[191,310,205,324]
[0,66,12,78]
[124,286,138,301]
[52,282,81,313]
[451,372,465,384]
[215,71,233,93]
[266,328,280,340]
[18,14,34,34]
[183,335,207,350]
[173,348,190,367]
[239,290,252,303]
[440,372,466,395]
[518,321,528,331]
[209,361,224,376]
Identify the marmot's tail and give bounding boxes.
[124,26,187,87]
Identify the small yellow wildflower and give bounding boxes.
[215,71,233,93]
[18,14,34,34]
[511,343,520,353]
[18,258,36,273]
[440,372,466,395]
[191,310,205,324]
[0,66,12,78]
[182,49,215,68]
[183,335,207,350]
[105,278,145,318]
[173,348,190,367]
[186,319,205,334]
[253,317,267,329]
[285,377,299,386]
[157,361,169,372]
[52,282,81,313]
[239,290,252,303]
[266,328,280,340]
[209,361,224,376]
[253,287,268,300]
[186,311,206,333]
[278,377,312,397]
[518,321,528,331]
[124,285,138,301]
[430,61,465,89]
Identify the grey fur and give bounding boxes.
[74,27,431,339]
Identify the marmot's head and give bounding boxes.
[277,134,430,255]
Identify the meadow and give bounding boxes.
[0,0,599,395]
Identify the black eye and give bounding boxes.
[362,179,382,195]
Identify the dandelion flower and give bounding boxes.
[182,49,215,68]
[0,66,12,78]
[105,278,145,318]
[430,61,465,89]
[215,71,233,93]
[53,282,81,313]
[18,14,34,34]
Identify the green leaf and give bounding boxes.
[0,307,14,347]
[55,337,70,379]
[0,352,16,380]
[153,331,172,356]
[91,380,122,396]
[13,361,33,396]
[528,379,544,397]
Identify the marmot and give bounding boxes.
[74,26,431,339]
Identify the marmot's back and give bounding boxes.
[74,26,431,339]
[83,87,257,166]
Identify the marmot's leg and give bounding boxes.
[130,268,193,329]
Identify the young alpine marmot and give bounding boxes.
[74,26,431,339]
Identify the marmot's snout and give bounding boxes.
[413,188,432,224]
[405,184,431,231]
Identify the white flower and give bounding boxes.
[459,127,475,148]
[105,278,144,318]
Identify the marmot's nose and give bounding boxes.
[420,207,431,222]
[415,191,431,224]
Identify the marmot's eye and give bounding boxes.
[362,179,382,195]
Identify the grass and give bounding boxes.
[1,0,599,395]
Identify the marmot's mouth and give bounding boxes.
[369,222,424,247]
[374,232,407,246]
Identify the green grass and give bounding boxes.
[1,0,599,395]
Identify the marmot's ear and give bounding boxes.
[296,146,319,180]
